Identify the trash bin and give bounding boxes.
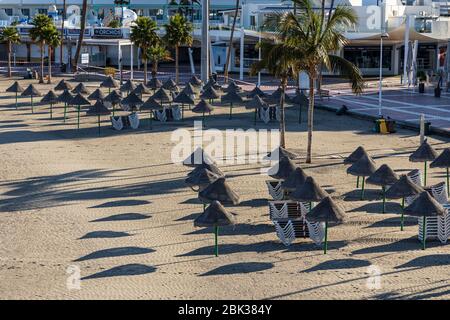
[435,85,441,98]
[60,63,67,73]
[386,119,396,133]
[424,122,431,135]
[419,82,425,93]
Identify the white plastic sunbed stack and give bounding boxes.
[111,113,140,130]
[265,180,284,200]
[405,169,422,206]
[418,182,450,243]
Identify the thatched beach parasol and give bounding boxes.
[344,146,370,188]
[247,86,266,99]
[430,148,450,196]
[268,156,296,180]
[132,83,151,98]
[221,90,243,119]
[104,90,122,116]
[200,86,220,103]
[265,147,298,160]
[72,83,90,95]
[246,95,267,125]
[162,78,179,92]
[291,90,308,124]
[6,81,24,109]
[141,97,162,129]
[194,200,237,257]
[58,89,73,122]
[224,81,242,93]
[152,88,173,105]
[409,139,437,186]
[121,92,143,112]
[188,163,224,179]
[147,78,162,91]
[21,84,42,113]
[385,174,424,231]
[203,78,222,91]
[192,99,213,126]
[403,191,445,249]
[54,79,73,91]
[100,75,119,93]
[347,153,377,200]
[306,196,345,254]
[281,167,308,191]
[120,79,137,94]
[289,176,328,209]
[41,90,59,119]
[69,93,91,129]
[182,82,198,97]
[185,167,219,192]
[366,164,399,213]
[86,100,111,135]
[189,75,202,87]
[174,91,195,120]
[88,88,106,102]
[198,177,240,207]
[183,147,216,167]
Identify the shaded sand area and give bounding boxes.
[0,76,449,300]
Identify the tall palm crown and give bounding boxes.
[148,45,173,78]
[30,14,54,83]
[164,13,193,84]
[251,0,364,162]
[0,26,20,77]
[130,16,159,84]
[43,24,61,84]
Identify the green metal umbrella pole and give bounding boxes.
[356,176,360,188]
[77,106,81,129]
[112,105,115,117]
[382,185,386,213]
[422,216,426,250]
[181,104,184,120]
[63,103,68,122]
[30,95,34,113]
[361,177,366,200]
[400,197,405,231]
[254,108,258,126]
[323,221,328,254]
[424,161,427,186]
[97,115,101,136]
[15,92,18,109]
[50,103,53,120]
[214,226,219,257]
[298,105,302,124]
[229,103,233,119]
[149,111,153,130]
[202,111,206,128]
[447,168,449,197]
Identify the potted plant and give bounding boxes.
[417,70,426,93]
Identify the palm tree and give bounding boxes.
[223,0,240,84]
[164,13,193,84]
[73,0,87,72]
[44,25,61,84]
[255,0,364,163]
[130,16,159,84]
[0,26,20,78]
[250,42,297,149]
[148,45,173,79]
[30,14,53,83]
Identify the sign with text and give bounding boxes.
[93,28,122,38]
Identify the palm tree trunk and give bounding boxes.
[39,42,44,83]
[306,75,315,163]
[175,44,179,84]
[223,0,240,84]
[143,58,148,84]
[152,60,158,79]
[60,0,66,66]
[73,0,87,72]
[279,77,287,148]
[7,41,12,78]
[47,46,52,84]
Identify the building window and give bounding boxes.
[38,9,48,15]
[5,9,13,16]
[250,15,256,27]
[21,9,30,17]
[344,46,392,69]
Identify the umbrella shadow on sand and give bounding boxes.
[74,246,155,262]
[364,216,417,228]
[81,264,157,280]
[342,189,383,201]
[352,237,442,255]
[200,262,274,276]
[184,223,273,236]
[395,254,450,269]
[348,202,402,214]
[301,258,371,273]
[176,241,286,257]
[90,213,151,222]
[78,231,133,239]
[89,199,151,208]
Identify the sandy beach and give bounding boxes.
[0,75,449,300]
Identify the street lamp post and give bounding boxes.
[378,0,389,117]
[257,27,261,87]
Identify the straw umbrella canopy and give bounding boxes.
[147,78,162,91]
[403,191,446,250]
[21,84,42,113]
[291,91,308,124]
[162,78,179,92]
[132,83,151,98]
[189,75,202,87]
[88,88,106,102]
[104,90,122,116]
[41,90,59,119]
[174,91,195,120]
[152,88,173,105]
[198,177,240,206]
[366,164,399,213]
[221,90,243,119]
[188,163,224,178]
[71,83,90,95]
[86,100,111,135]
[194,200,237,257]
[224,81,242,93]
[268,87,291,103]
[200,86,220,103]
[268,156,296,180]
[69,93,91,129]
[6,81,24,109]
[247,86,266,98]
[344,146,370,188]
[385,175,424,231]
[203,78,222,91]
[54,79,73,91]
[289,176,328,208]
[121,92,143,112]
[182,82,198,97]
[246,95,268,125]
[185,167,220,192]
[347,153,377,200]
[141,97,162,129]
[58,89,73,122]
[100,75,119,93]
[120,79,137,94]
[183,147,216,167]
[265,146,298,160]
[192,99,213,126]
[430,148,450,196]
[306,196,345,254]
[281,167,308,191]
[409,139,437,186]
